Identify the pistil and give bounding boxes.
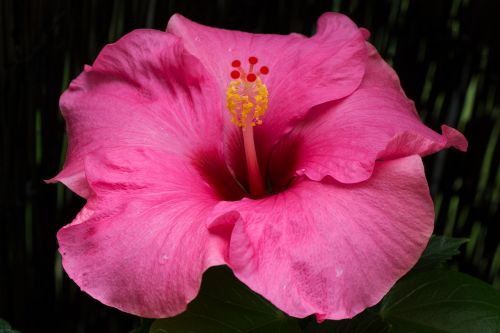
[226,56,269,197]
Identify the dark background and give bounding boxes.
[1,0,499,332]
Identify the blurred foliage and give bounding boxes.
[1,0,499,332]
[0,318,21,333]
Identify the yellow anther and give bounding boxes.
[226,78,269,127]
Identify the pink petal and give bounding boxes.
[58,147,228,318]
[48,29,223,198]
[167,13,367,183]
[167,13,366,110]
[209,155,434,319]
[270,42,467,186]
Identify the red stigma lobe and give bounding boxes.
[230,70,241,79]
[246,73,257,82]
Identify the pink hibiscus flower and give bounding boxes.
[50,13,467,320]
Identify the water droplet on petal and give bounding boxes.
[159,254,169,264]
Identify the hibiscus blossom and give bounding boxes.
[50,13,467,320]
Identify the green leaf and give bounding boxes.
[412,236,468,272]
[307,270,500,333]
[150,266,302,333]
[0,319,20,333]
[380,270,500,332]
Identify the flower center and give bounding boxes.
[226,56,269,198]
